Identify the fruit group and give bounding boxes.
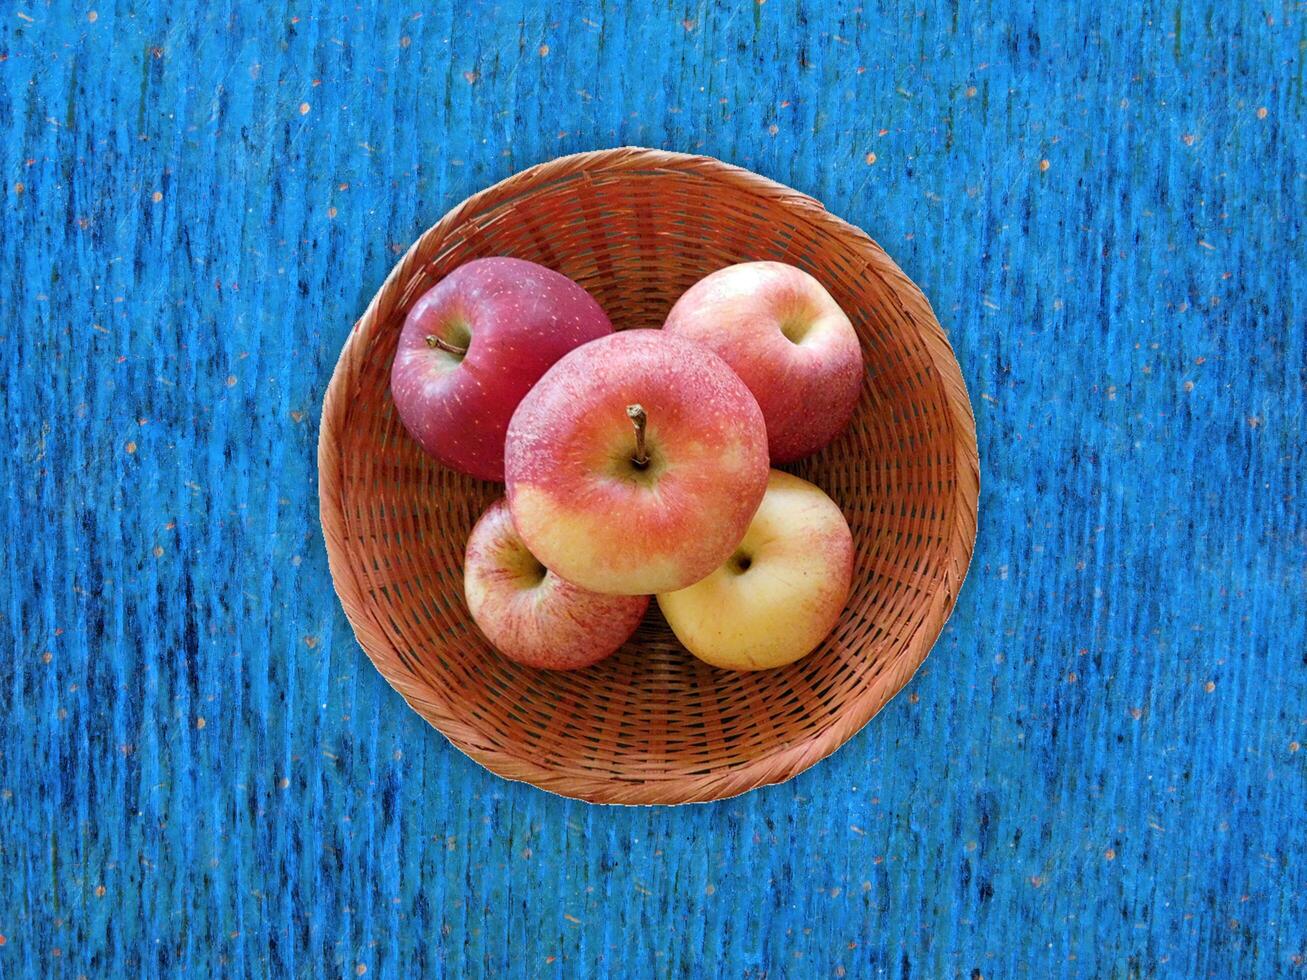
[663,261,862,462]
[505,329,770,595]
[464,500,648,669]
[657,469,854,670]
[390,257,612,481]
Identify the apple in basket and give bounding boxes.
[663,261,863,463]
[390,257,612,482]
[504,329,770,596]
[658,470,854,670]
[464,500,648,670]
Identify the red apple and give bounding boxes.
[662,261,863,462]
[464,500,648,669]
[390,257,612,481]
[504,330,769,595]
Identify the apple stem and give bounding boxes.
[626,404,649,469]
[425,334,467,356]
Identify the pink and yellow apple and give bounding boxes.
[657,469,853,670]
[504,329,769,595]
[390,257,612,481]
[662,261,863,463]
[464,499,648,669]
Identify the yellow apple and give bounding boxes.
[657,469,853,670]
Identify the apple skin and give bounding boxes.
[657,469,853,670]
[504,329,770,596]
[464,499,649,670]
[390,257,612,482]
[662,261,863,463]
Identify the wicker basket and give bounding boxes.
[318,148,979,804]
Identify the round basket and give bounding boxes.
[318,148,978,804]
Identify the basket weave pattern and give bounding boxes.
[318,148,979,804]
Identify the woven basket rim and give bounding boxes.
[318,147,980,804]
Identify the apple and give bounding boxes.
[504,329,770,596]
[390,256,612,481]
[464,499,648,669]
[662,261,863,463]
[657,469,853,670]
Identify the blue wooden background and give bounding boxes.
[2,0,1303,976]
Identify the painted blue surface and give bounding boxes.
[1,0,1303,976]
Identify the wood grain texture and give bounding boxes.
[0,0,1302,976]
